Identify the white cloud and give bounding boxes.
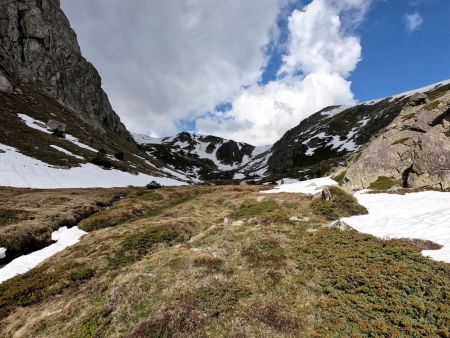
[405,12,424,32]
[61,0,288,137]
[198,0,371,145]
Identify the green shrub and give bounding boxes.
[137,192,163,202]
[333,171,347,186]
[232,200,279,218]
[311,186,368,220]
[369,176,397,190]
[108,224,191,268]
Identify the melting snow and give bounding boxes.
[0,226,86,284]
[342,191,450,263]
[263,177,338,194]
[0,247,6,259]
[18,113,51,134]
[50,145,84,160]
[65,134,97,153]
[0,143,185,188]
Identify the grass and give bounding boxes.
[108,223,192,269]
[231,200,280,218]
[0,185,448,337]
[311,186,368,220]
[135,191,164,201]
[425,100,441,110]
[392,137,410,145]
[369,176,397,190]
[0,208,30,227]
[427,90,447,101]
[332,170,347,186]
[401,113,416,122]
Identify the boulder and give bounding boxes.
[0,70,13,93]
[47,119,66,133]
[408,93,429,106]
[146,181,162,189]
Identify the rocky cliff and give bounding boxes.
[0,0,131,139]
[342,84,450,190]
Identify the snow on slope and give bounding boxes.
[0,144,185,188]
[0,226,86,284]
[342,191,450,263]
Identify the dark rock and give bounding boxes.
[408,93,429,106]
[146,181,162,189]
[0,0,132,140]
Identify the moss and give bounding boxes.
[444,129,450,137]
[369,176,397,190]
[333,171,347,186]
[401,113,416,122]
[425,101,440,110]
[0,208,31,227]
[311,186,368,220]
[232,200,279,218]
[392,137,410,145]
[137,192,163,202]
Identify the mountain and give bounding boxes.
[0,0,129,138]
[263,80,450,188]
[133,132,271,182]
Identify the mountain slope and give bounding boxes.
[264,80,450,184]
[134,132,271,182]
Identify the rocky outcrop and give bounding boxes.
[342,84,450,190]
[0,0,131,139]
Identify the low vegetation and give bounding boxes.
[369,176,397,190]
[0,185,448,337]
[401,112,416,121]
[392,137,410,145]
[425,100,441,110]
[311,186,368,220]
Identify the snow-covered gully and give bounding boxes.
[0,226,86,284]
[265,178,450,264]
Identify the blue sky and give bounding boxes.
[63,0,450,145]
[350,0,450,101]
[261,0,450,101]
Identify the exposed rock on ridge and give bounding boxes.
[0,0,131,139]
[342,84,450,190]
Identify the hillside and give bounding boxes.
[0,185,448,337]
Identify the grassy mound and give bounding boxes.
[311,186,368,220]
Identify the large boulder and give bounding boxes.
[0,69,13,93]
[343,90,450,190]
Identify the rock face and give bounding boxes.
[342,84,450,190]
[0,0,131,139]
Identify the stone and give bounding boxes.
[146,181,162,189]
[321,187,332,201]
[0,69,13,93]
[408,93,429,106]
[47,119,66,132]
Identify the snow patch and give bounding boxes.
[0,143,185,188]
[18,114,51,134]
[50,145,84,160]
[65,134,97,153]
[0,226,86,284]
[342,191,450,263]
[0,247,6,259]
[263,177,338,194]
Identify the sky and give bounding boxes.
[61,0,450,146]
